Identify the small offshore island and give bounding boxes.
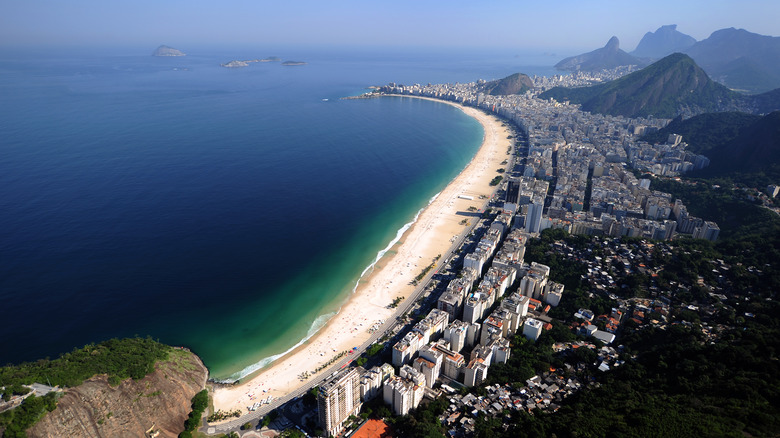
[281,61,307,66]
[221,57,284,68]
[152,45,185,57]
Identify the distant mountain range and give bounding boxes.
[480,73,534,95]
[642,111,780,184]
[641,112,761,155]
[555,36,648,72]
[631,24,696,59]
[542,53,745,118]
[556,27,780,93]
[541,53,780,118]
[684,28,780,93]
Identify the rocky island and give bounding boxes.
[152,45,186,57]
[221,57,283,68]
[221,60,258,68]
[281,61,307,66]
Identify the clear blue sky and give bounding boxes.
[2,0,778,53]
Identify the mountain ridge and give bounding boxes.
[541,53,743,118]
[631,24,697,58]
[555,37,647,72]
[481,73,535,95]
[684,28,780,93]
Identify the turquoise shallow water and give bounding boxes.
[0,46,554,378]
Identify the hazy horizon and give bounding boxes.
[2,0,779,55]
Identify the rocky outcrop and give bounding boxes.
[153,45,186,57]
[481,73,534,95]
[28,350,208,438]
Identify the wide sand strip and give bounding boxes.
[213,97,511,413]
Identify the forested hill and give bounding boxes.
[701,111,780,183]
[0,338,208,438]
[684,27,780,93]
[641,112,760,155]
[540,53,742,118]
[641,111,780,185]
[480,73,534,96]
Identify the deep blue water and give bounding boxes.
[0,46,556,378]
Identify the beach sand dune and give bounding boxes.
[212,97,511,413]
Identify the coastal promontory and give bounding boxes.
[0,338,208,438]
[152,45,186,57]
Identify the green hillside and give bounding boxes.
[641,112,760,155]
[540,53,741,118]
[481,73,534,95]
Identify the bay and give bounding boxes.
[0,46,555,378]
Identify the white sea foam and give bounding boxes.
[214,191,442,383]
[215,310,338,383]
[350,191,441,294]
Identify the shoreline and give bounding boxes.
[212,95,511,414]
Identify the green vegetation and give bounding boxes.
[489,311,780,438]
[387,226,780,437]
[260,409,278,428]
[178,389,208,438]
[206,408,241,423]
[640,112,760,155]
[540,53,741,118]
[0,337,173,438]
[640,111,780,186]
[489,175,503,186]
[0,393,58,438]
[389,296,404,308]
[412,256,440,286]
[366,343,383,357]
[480,73,534,96]
[280,429,305,438]
[650,177,780,241]
[0,385,30,402]
[0,337,172,389]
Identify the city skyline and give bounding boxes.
[2,0,779,54]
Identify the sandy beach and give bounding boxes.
[212,96,511,413]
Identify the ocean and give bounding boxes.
[0,46,557,379]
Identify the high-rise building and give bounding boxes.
[506,178,520,204]
[318,368,362,437]
[693,221,720,241]
[523,318,544,342]
[525,202,544,233]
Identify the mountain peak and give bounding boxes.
[480,73,534,95]
[631,24,696,59]
[605,36,620,51]
[542,53,742,118]
[555,36,644,72]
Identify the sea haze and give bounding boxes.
[0,46,556,378]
